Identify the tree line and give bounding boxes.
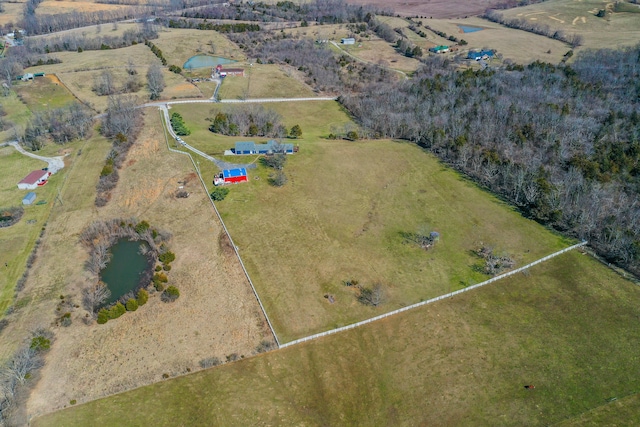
[23,103,93,150]
[209,105,286,137]
[483,9,583,47]
[341,46,640,275]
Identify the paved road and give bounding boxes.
[6,140,65,173]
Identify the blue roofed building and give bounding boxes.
[233,140,295,155]
[467,50,494,61]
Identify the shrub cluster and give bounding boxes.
[210,187,229,201]
[23,103,93,151]
[166,19,261,33]
[0,206,24,228]
[170,112,190,136]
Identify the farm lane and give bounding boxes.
[158,104,256,171]
[6,140,65,173]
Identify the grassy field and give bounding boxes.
[0,147,65,315]
[423,17,569,64]
[152,28,245,68]
[25,45,202,111]
[0,1,25,26]
[14,75,78,112]
[0,91,33,139]
[217,63,316,100]
[172,101,570,342]
[35,0,130,15]
[496,0,640,52]
[556,393,640,426]
[33,250,640,426]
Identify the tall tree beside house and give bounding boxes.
[146,64,165,100]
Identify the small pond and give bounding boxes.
[458,25,484,33]
[183,55,237,70]
[100,239,153,304]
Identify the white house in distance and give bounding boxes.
[17,170,50,190]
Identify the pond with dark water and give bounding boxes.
[183,55,237,70]
[458,25,484,33]
[100,239,153,304]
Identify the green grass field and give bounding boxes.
[172,101,570,342]
[33,250,640,426]
[0,147,67,315]
[14,75,77,112]
[217,63,316,100]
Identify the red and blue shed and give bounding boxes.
[223,168,248,184]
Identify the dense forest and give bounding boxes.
[340,47,640,275]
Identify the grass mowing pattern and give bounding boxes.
[33,251,640,426]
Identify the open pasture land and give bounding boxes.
[424,17,570,64]
[25,45,201,111]
[496,0,640,52]
[152,28,246,68]
[217,63,316,100]
[0,91,33,139]
[33,250,640,426]
[333,38,422,73]
[175,101,570,342]
[0,147,64,316]
[14,75,78,112]
[556,393,640,426]
[334,0,510,18]
[35,0,132,15]
[0,110,273,418]
[0,1,25,26]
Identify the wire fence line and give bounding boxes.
[159,109,281,347]
[280,241,588,349]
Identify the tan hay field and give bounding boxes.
[497,0,640,52]
[0,110,271,419]
[35,0,131,15]
[336,39,422,73]
[29,21,144,41]
[152,28,245,68]
[0,2,25,26]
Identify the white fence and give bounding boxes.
[159,110,281,347]
[280,241,588,349]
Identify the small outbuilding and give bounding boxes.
[429,45,449,54]
[220,68,245,77]
[341,38,356,45]
[17,170,50,190]
[220,168,248,184]
[22,192,36,205]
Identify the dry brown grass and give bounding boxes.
[0,110,272,419]
[332,0,510,18]
[217,63,316,100]
[497,0,640,53]
[152,28,246,68]
[35,0,131,15]
[0,2,25,26]
[426,17,570,64]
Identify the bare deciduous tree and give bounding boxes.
[146,63,164,100]
[82,281,111,315]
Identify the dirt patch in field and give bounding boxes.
[21,112,272,418]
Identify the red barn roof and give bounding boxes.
[19,170,49,185]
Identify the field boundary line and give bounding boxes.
[158,109,280,347]
[280,241,588,349]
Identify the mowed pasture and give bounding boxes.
[217,63,316,100]
[0,147,63,316]
[14,75,78,112]
[496,0,640,52]
[173,101,570,342]
[33,250,640,426]
[151,28,246,68]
